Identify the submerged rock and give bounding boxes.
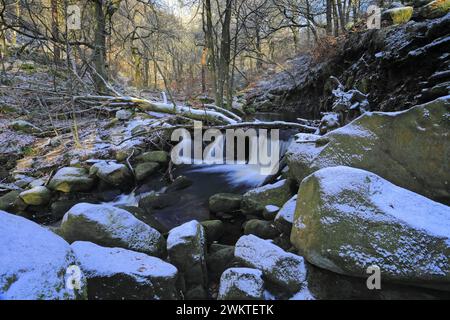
[167,220,207,292]
[48,167,95,193]
[165,175,192,192]
[71,241,178,300]
[209,193,242,213]
[0,210,87,300]
[89,161,132,187]
[218,268,264,300]
[286,97,450,203]
[58,203,166,258]
[235,234,306,293]
[291,166,450,291]
[19,186,51,206]
[241,179,294,215]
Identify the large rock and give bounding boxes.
[419,0,450,19]
[243,219,280,239]
[286,97,450,203]
[136,151,170,164]
[134,162,159,181]
[0,190,22,212]
[274,195,297,235]
[89,161,132,187]
[291,166,450,291]
[206,245,236,280]
[383,6,413,24]
[19,186,52,206]
[71,241,178,300]
[0,210,87,299]
[200,220,224,243]
[208,193,242,213]
[58,203,166,258]
[235,234,306,293]
[241,179,294,215]
[218,268,264,300]
[48,167,95,193]
[167,220,207,291]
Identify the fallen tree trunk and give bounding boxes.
[73,95,240,125]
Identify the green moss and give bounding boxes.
[389,7,413,25]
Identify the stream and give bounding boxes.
[106,111,297,231]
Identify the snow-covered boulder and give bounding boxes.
[0,210,87,300]
[262,205,280,220]
[167,220,207,291]
[241,179,293,215]
[235,235,306,293]
[274,195,297,234]
[200,220,224,243]
[89,161,132,187]
[291,166,450,291]
[71,241,178,300]
[286,96,450,203]
[208,193,242,213]
[48,167,95,193]
[218,268,264,300]
[19,186,52,206]
[58,203,166,258]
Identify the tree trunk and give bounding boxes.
[51,0,60,65]
[204,0,218,103]
[93,0,107,93]
[326,0,332,35]
[217,0,232,108]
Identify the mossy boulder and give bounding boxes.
[218,268,264,300]
[167,220,207,290]
[243,219,280,239]
[286,97,450,203]
[89,161,132,187]
[291,166,450,291]
[235,234,306,293]
[419,0,450,19]
[0,210,87,300]
[72,241,178,300]
[0,190,22,212]
[134,162,159,181]
[136,151,170,164]
[241,179,294,215]
[58,203,166,258]
[19,186,52,206]
[200,220,224,243]
[48,167,95,193]
[208,193,242,213]
[384,6,414,24]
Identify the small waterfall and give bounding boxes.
[103,192,139,207]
